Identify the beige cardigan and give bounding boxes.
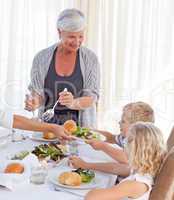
[29,43,100,128]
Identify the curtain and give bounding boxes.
[0,0,80,115]
[0,0,173,139]
[84,0,174,138]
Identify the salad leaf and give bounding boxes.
[31,143,67,161]
[73,168,95,183]
[11,151,29,160]
[72,126,98,140]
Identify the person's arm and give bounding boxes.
[13,115,72,141]
[87,140,128,164]
[69,156,130,176]
[59,90,94,110]
[85,180,149,200]
[100,142,128,164]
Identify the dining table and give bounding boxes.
[0,130,117,200]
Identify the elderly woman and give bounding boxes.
[25,8,100,127]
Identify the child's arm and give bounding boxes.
[85,180,149,200]
[100,142,128,164]
[69,156,130,177]
[87,140,128,164]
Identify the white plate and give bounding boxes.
[75,131,106,145]
[49,167,104,190]
[30,132,58,142]
[91,131,106,141]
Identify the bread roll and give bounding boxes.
[43,132,56,139]
[4,163,24,174]
[58,172,82,186]
[63,120,77,135]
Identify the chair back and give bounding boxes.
[149,146,174,200]
[167,126,174,151]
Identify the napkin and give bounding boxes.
[0,153,40,191]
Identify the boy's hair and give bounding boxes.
[123,101,155,124]
[126,122,166,177]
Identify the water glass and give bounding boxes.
[30,165,48,184]
[68,141,79,156]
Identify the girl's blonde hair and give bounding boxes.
[123,101,155,124]
[126,122,166,177]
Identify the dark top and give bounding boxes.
[44,48,83,125]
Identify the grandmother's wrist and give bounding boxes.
[68,99,82,110]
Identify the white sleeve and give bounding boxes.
[135,173,154,191]
[0,110,14,129]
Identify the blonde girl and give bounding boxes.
[85,122,166,200]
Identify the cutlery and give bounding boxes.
[41,88,67,121]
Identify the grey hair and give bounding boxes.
[56,8,86,32]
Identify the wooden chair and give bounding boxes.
[167,126,174,151]
[149,127,174,200]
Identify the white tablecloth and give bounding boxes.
[0,131,117,200]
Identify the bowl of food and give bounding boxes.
[0,160,29,177]
[4,163,25,174]
[0,160,30,190]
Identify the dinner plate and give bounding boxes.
[30,132,58,142]
[91,131,106,141]
[75,131,106,145]
[49,169,104,190]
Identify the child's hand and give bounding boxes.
[68,156,88,169]
[86,139,105,151]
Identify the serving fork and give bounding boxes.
[41,88,67,121]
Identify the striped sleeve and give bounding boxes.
[115,134,125,148]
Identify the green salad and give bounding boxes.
[73,126,100,140]
[31,143,67,161]
[11,150,30,160]
[73,168,95,183]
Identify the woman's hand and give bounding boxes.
[51,124,74,142]
[24,93,41,111]
[69,156,88,169]
[58,90,75,108]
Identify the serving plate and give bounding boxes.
[49,168,104,190]
[30,132,58,142]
